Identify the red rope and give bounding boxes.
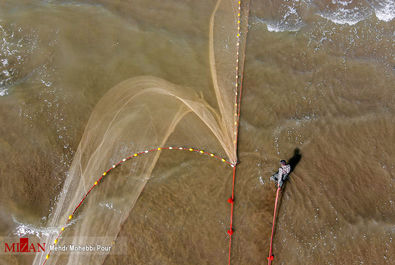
[227,1,250,263]
[267,186,281,264]
[227,166,236,265]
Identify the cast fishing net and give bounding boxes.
[34,0,249,264]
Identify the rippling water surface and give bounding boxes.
[0,0,394,264]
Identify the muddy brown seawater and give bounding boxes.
[0,0,394,265]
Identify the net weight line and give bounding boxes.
[42,146,233,264]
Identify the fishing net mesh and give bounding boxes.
[34,0,250,264]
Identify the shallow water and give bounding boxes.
[0,0,394,264]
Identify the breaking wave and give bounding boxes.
[317,6,372,26]
[253,0,394,32]
[372,0,395,22]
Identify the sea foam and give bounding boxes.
[12,216,61,238]
[318,6,372,26]
[373,0,395,22]
[0,87,8,96]
[254,3,304,33]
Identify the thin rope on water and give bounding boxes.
[267,186,282,265]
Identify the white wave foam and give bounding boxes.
[254,10,304,32]
[318,6,372,25]
[332,0,353,7]
[265,21,303,32]
[1,58,8,66]
[99,201,122,213]
[259,176,265,185]
[0,87,7,96]
[12,216,63,239]
[253,0,304,32]
[373,0,395,22]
